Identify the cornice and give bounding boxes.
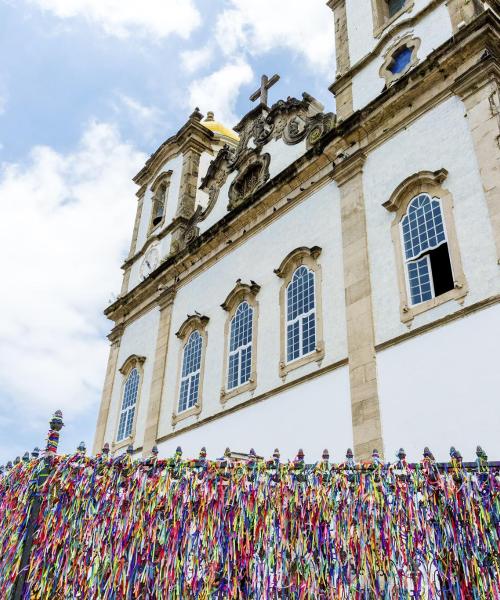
[133,113,215,188]
[106,11,499,329]
[332,151,367,186]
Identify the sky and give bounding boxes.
[0,0,335,464]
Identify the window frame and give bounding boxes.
[371,0,414,38]
[113,354,146,451]
[220,281,260,403]
[384,169,468,323]
[275,247,325,378]
[172,314,209,425]
[148,170,172,236]
[379,35,421,87]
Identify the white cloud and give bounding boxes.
[0,121,145,450]
[216,0,334,75]
[188,58,253,126]
[115,94,166,142]
[181,45,214,74]
[29,0,201,39]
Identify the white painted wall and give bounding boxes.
[378,303,500,462]
[351,3,453,111]
[104,307,160,449]
[158,182,348,441]
[364,97,500,344]
[157,366,352,461]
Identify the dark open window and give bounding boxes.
[401,194,454,306]
[387,0,406,17]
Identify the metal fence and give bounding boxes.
[1,411,499,599]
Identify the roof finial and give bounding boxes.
[206,111,215,122]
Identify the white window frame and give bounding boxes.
[227,301,254,391]
[286,266,317,363]
[178,331,203,414]
[400,193,449,307]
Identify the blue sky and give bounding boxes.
[0,0,335,463]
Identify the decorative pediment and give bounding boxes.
[185,93,336,244]
[228,151,270,210]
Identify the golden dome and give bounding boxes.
[202,112,239,143]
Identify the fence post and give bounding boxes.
[11,410,64,600]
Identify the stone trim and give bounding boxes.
[328,0,351,77]
[156,357,349,446]
[379,35,421,87]
[446,0,484,33]
[172,314,209,426]
[92,324,124,455]
[453,59,500,264]
[274,247,325,378]
[142,287,176,456]
[106,13,498,332]
[371,0,415,38]
[334,152,384,460]
[383,169,468,323]
[376,292,500,351]
[112,354,146,453]
[220,281,261,404]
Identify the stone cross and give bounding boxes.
[249,74,281,107]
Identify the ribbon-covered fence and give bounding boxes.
[0,413,499,599]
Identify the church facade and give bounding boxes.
[93,0,500,462]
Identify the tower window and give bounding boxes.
[117,368,139,442]
[286,266,316,362]
[151,183,167,227]
[401,194,454,306]
[388,46,413,74]
[228,302,254,390]
[387,0,406,17]
[178,330,203,413]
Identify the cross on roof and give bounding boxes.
[249,74,280,107]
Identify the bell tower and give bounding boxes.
[327,0,490,122]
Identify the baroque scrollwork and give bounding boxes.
[184,92,336,245]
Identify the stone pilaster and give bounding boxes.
[446,0,484,32]
[92,324,124,455]
[328,0,353,121]
[454,60,500,263]
[142,287,176,456]
[334,152,384,460]
[121,192,145,296]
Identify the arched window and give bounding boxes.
[286,266,316,362]
[220,281,260,402]
[275,247,324,377]
[149,171,172,234]
[383,169,467,323]
[228,302,254,390]
[117,368,140,442]
[151,182,167,227]
[178,330,203,413]
[401,193,454,306]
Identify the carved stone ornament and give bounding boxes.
[228,152,270,210]
[184,93,336,243]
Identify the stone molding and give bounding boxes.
[379,35,421,87]
[112,354,146,453]
[172,314,210,426]
[106,12,499,333]
[220,281,261,404]
[384,169,468,323]
[274,246,325,379]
